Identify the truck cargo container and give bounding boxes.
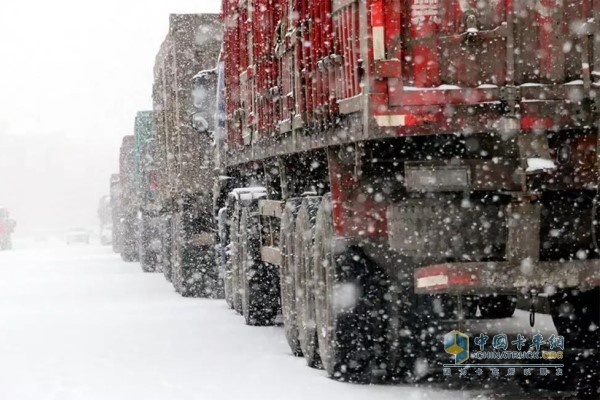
[152,14,222,296]
[118,135,138,262]
[217,0,600,394]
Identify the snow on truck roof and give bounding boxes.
[229,187,267,202]
[192,68,217,81]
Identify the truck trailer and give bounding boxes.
[152,14,223,296]
[216,0,600,394]
[133,111,161,272]
[118,135,138,262]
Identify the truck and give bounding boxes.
[97,195,112,245]
[109,174,121,253]
[117,135,138,262]
[216,0,599,395]
[133,111,161,272]
[0,207,15,250]
[152,14,222,297]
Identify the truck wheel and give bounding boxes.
[175,245,215,297]
[280,199,303,356]
[240,207,279,325]
[121,215,139,262]
[171,214,205,297]
[120,247,137,262]
[139,216,158,273]
[231,202,244,313]
[294,197,322,368]
[121,230,140,262]
[223,235,234,310]
[313,194,395,382]
[160,215,174,282]
[549,288,599,348]
[170,215,185,294]
[223,206,237,309]
[161,247,173,281]
[140,257,157,272]
[479,295,516,319]
[172,258,183,293]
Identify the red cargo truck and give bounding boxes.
[216,0,599,393]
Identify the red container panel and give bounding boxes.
[394,0,596,88]
[333,2,361,100]
[222,0,242,145]
[222,0,599,149]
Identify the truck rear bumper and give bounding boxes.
[415,260,600,295]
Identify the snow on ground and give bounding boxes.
[0,240,556,400]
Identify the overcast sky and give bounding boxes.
[0,0,221,236]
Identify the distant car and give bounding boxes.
[66,228,90,245]
[100,225,113,245]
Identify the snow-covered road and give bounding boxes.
[0,242,559,400]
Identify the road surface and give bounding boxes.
[0,240,566,400]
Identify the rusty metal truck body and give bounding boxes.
[152,14,222,295]
[215,0,600,391]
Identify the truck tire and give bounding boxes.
[313,194,395,383]
[121,214,139,262]
[239,207,279,325]
[231,201,243,313]
[280,199,303,356]
[549,288,599,349]
[479,295,516,319]
[121,244,138,262]
[140,256,157,272]
[170,214,184,293]
[161,215,173,282]
[223,226,234,309]
[121,252,135,262]
[221,204,234,308]
[139,214,158,273]
[174,245,215,297]
[169,209,216,298]
[294,197,322,368]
